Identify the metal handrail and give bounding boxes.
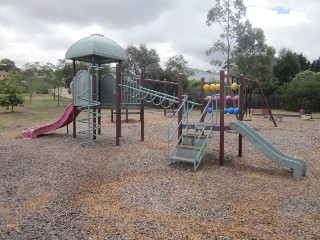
[76,65,102,146]
[191,96,218,170]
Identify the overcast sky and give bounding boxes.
[1,0,319,71]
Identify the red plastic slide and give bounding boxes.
[21,103,81,139]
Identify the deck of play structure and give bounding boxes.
[21,34,307,180]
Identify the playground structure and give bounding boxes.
[21,34,307,179]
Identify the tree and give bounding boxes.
[0,58,18,72]
[206,0,246,73]
[122,44,160,76]
[232,20,275,81]
[298,53,311,72]
[273,48,301,84]
[310,57,320,72]
[280,70,320,111]
[22,62,41,101]
[0,73,25,112]
[163,54,194,94]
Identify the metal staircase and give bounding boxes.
[167,96,218,171]
[73,66,102,146]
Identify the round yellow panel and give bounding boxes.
[216,83,220,90]
[210,84,216,91]
[231,83,238,90]
[203,84,210,91]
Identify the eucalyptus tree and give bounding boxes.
[0,58,18,72]
[232,20,275,82]
[22,62,41,101]
[122,44,160,76]
[206,0,246,74]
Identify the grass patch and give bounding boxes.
[0,94,72,130]
[1,96,319,131]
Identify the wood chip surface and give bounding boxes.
[1,110,319,239]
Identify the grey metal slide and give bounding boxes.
[228,121,307,180]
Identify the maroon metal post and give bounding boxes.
[219,70,225,166]
[72,60,77,138]
[178,73,183,142]
[111,108,114,122]
[98,63,101,135]
[200,77,205,122]
[115,63,121,146]
[125,108,128,123]
[255,81,277,127]
[140,69,145,141]
[238,74,244,157]
[91,57,97,141]
[163,83,167,116]
[98,108,101,135]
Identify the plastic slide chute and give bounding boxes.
[21,103,81,139]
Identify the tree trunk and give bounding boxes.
[57,87,60,106]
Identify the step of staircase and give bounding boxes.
[175,144,202,158]
[182,134,208,147]
[170,155,195,163]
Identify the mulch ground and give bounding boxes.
[0,110,319,239]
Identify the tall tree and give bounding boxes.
[273,48,301,84]
[206,0,246,73]
[310,57,320,72]
[22,62,41,101]
[0,58,18,72]
[0,73,25,112]
[298,53,311,72]
[122,44,160,76]
[280,70,320,111]
[232,20,275,81]
[164,54,194,94]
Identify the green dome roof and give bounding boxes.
[65,34,128,63]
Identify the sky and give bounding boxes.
[0,0,319,71]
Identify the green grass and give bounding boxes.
[0,94,73,130]
[1,95,319,131]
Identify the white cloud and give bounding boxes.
[1,0,320,71]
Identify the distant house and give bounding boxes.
[186,68,219,82]
[0,70,8,79]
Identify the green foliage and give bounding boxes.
[273,48,301,84]
[190,80,201,87]
[184,80,202,103]
[232,20,275,81]
[298,53,311,71]
[310,57,320,72]
[122,44,160,75]
[206,0,246,72]
[260,81,279,96]
[0,58,18,72]
[0,75,25,112]
[280,70,320,111]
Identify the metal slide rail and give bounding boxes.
[77,66,102,146]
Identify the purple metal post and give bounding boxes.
[219,70,225,166]
[200,77,205,122]
[178,74,183,142]
[238,74,244,157]
[116,63,121,146]
[72,60,77,138]
[140,69,145,141]
[92,57,97,141]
